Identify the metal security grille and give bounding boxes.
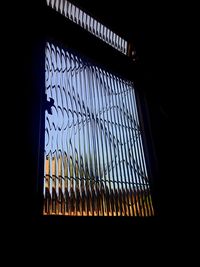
[46,0,128,55]
[43,42,154,216]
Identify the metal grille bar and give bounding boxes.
[43,42,154,216]
[46,0,128,55]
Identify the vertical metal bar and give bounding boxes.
[68,52,74,216]
[88,65,101,215]
[63,0,67,17]
[72,54,79,216]
[66,1,69,18]
[71,4,75,22]
[60,47,66,215]
[49,154,53,214]
[98,68,117,216]
[85,14,89,31]
[131,84,150,216]
[56,46,65,215]
[80,58,90,216]
[58,152,63,214]
[122,80,147,216]
[99,23,102,39]
[93,66,108,216]
[82,63,93,215]
[72,54,81,216]
[44,44,50,215]
[51,154,57,214]
[117,76,136,216]
[50,0,55,9]
[85,62,99,216]
[129,84,153,215]
[134,87,153,216]
[74,6,78,23]
[60,0,63,11]
[63,153,69,215]
[93,19,97,36]
[77,57,87,216]
[105,70,118,216]
[107,72,125,216]
[59,46,64,216]
[72,52,82,217]
[120,80,144,216]
[80,60,89,216]
[113,33,117,50]
[107,29,111,47]
[91,67,110,217]
[96,21,99,37]
[44,155,51,214]
[125,81,148,216]
[111,32,114,48]
[55,0,59,11]
[106,72,126,216]
[71,52,80,216]
[115,35,119,50]
[121,38,123,53]
[55,46,59,215]
[69,2,73,20]
[82,12,86,29]
[46,0,50,6]
[118,37,121,52]
[105,74,125,216]
[121,39,124,54]
[77,8,81,25]
[48,43,53,214]
[67,51,75,215]
[89,17,93,34]
[110,73,137,216]
[104,27,107,43]
[54,47,61,217]
[88,15,91,33]
[62,47,70,215]
[101,24,104,41]
[110,74,126,218]
[89,63,100,215]
[92,65,106,216]
[96,68,113,216]
[112,76,131,216]
[117,78,139,216]
[113,77,127,215]
[82,63,91,215]
[53,44,59,215]
[46,46,53,216]
[45,44,52,214]
[50,44,57,215]
[99,69,114,216]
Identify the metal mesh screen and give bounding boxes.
[43,42,154,216]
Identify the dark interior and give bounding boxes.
[8,0,180,245]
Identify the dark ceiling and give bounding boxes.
[70,0,173,67]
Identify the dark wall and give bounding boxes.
[8,0,179,245]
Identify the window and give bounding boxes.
[43,42,154,216]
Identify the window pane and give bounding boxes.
[43,42,154,216]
